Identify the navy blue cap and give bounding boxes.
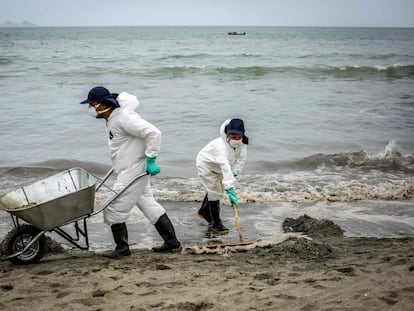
[80,86,120,107]
[227,118,245,135]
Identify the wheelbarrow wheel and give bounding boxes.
[2,224,46,265]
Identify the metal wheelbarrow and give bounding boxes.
[0,167,146,264]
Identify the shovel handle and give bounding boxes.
[233,203,243,242]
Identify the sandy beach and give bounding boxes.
[1,215,413,311]
[1,20,414,311]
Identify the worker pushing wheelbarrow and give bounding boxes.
[1,86,184,264]
[0,167,149,264]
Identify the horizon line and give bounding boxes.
[1,24,414,29]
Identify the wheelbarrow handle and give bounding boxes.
[91,171,148,216]
[95,167,114,192]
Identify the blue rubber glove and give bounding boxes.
[233,171,239,177]
[146,156,160,176]
[226,187,239,208]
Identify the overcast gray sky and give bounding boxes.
[2,0,414,27]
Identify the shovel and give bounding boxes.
[233,203,244,242]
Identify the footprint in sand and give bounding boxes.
[1,284,13,291]
[36,269,54,276]
[56,291,71,299]
[48,282,61,288]
[92,289,109,297]
[379,296,399,305]
[170,301,214,310]
[336,266,357,276]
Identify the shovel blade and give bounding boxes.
[198,241,255,249]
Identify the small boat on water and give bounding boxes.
[228,32,246,35]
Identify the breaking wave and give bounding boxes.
[46,62,414,81]
[147,64,414,80]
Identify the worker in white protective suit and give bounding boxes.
[80,86,181,258]
[196,118,248,233]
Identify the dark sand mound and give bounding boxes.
[282,214,344,238]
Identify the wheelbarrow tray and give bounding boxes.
[0,168,97,231]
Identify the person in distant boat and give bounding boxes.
[196,118,248,233]
[80,86,181,258]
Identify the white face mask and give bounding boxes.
[88,103,111,118]
[228,139,242,148]
[88,105,99,118]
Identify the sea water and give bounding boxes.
[0,26,413,248]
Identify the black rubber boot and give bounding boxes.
[197,194,212,224]
[103,223,131,259]
[209,201,229,234]
[152,214,182,252]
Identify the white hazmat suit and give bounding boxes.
[196,119,247,201]
[103,92,165,225]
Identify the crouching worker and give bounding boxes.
[80,86,181,258]
[196,118,248,233]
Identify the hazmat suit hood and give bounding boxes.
[219,119,231,140]
[116,92,140,111]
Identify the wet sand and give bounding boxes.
[1,216,413,311]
